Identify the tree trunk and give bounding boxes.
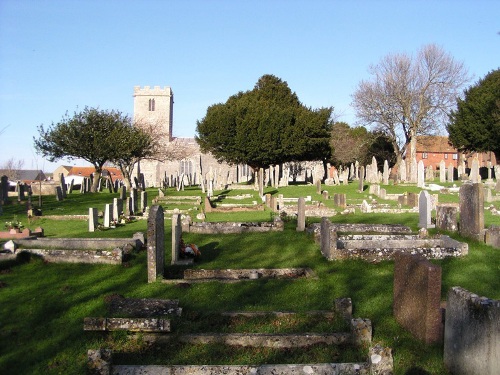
[91,168,102,193]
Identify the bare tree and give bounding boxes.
[352,44,470,169]
[1,158,25,180]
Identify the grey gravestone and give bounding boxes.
[60,173,67,198]
[470,158,480,183]
[119,186,127,200]
[296,197,306,232]
[147,205,165,283]
[334,193,346,208]
[125,197,133,216]
[316,179,321,194]
[113,198,123,219]
[417,160,425,188]
[418,190,434,228]
[358,166,365,192]
[410,157,417,183]
[382,160,389,185]
[104,203,113,227]
[55,186,63,201]
[140,191,148,213]
[320,217,336,260]
[89,208,98,232]
[399,159,406,182]
[68,179,74,194]
[436,204,458,232]
[439,160,446,183]
[171,213,182,265]
[459,183,484,241]
[131,188,138,213]
[447,164,454,183]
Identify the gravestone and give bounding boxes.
[436,204,458,232]
[410,157,417,183]
[147,205,165,282]
[103,203,113,227]
[485,226,500,249]
[171,213,181,265]
[296,197,305,232]
[113,198,123,219]
[407,192,418,208]
[485,187,493,203]
[140,191,148,213]
[131,188,138,214]
[55,186,63,201]
[68,179,74,194]
[320,217,336,260]
[119,186,127,200]
[358,166,365,192]
[204,196,212,213]
[417,160,425,188]
[399,159,406,182]
[393,253,443,344]
[447,164,454,183]
[59,173,67,198]
[316,179,321,194]
[418,190,434,229]
[439,160,446,183]
[470,157,480,183]
[89,208,98,232]
[459,183,484,241]
[382,160,389,185]
[258,168,264,197]
[333,193,346,208]
[425,165,434,181]
[398,194,408,206]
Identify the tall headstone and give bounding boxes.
[147,205,165,283]
[447,164,454,183]
[131,188,138,214]
[140,191,148,213]
[418,190,434,229]
[103,203,113,227]
[59,173,67,198]
[382,160,389,185]
[171,213,181,265]
[119,186,127,200]
[296,197,305,232]
[125,197,133,216]
[55,186,63,201]
[113,198,123,219]
[439,160,446,183]
[399,159,406,182]
[258,168,264,197]
[459,183,484,241]
[89,208,98,232]
[470,157,480,183]
[358,166,365,192]
[410,157,418,184]
[417,160,425,188]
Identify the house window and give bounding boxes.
[180,160,193,175]
[148,98,155,111]
[422,152,428,159]
[452,154,458,160]
[444,153,448,159]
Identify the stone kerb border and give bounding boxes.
[1,235,144,264]
[181,215,284,234]
[88,344,393,375]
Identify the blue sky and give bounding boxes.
[0,0,499,172]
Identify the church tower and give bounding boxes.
[133,85,174,141]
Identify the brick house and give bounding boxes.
[413,136,497,170]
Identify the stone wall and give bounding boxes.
[444,287,500,375]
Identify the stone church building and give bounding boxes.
[133,86,251,188]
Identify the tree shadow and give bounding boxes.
[405,367,431,375]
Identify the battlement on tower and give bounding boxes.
[133,85,173,96]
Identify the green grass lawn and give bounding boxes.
[0,182,499,374]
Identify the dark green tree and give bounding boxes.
[196,75,333,172]
[447,68,500,162]
[34,107,152,192]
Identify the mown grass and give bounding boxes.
[0,181,499,374]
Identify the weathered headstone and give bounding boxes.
[89,208,98,232]
[382,160,389,185]
[147,205,165,282]
[447,164,454,183]
[358,166,365,192]
[333,193,346,208]
[417,160,425,188]
[171,213,181,265]
[119,185,127,200]
[131,188,138,214]
[410,157,417,183]
[55,186,63,201]
[399,159,406,182]
[315,179,321,195]
[103,203,113,227]
[125,197,133,216]
[459,183,484,241]
[393,253,443,344]
[436,204,458,232]
[418,190,434,229]
[113,198,123,219]
[320,217,336,260]
[407,192,418,208]
[470,157,480,183]
[296,197,305,232]
[439,160,446,183]
[59,173,67,198]
[140,191,148,213]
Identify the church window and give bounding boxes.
[148,98,155,111]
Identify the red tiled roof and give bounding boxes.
[416,136,457,153]
[68,166,123,179]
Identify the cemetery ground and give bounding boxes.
[0,182,499,374]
